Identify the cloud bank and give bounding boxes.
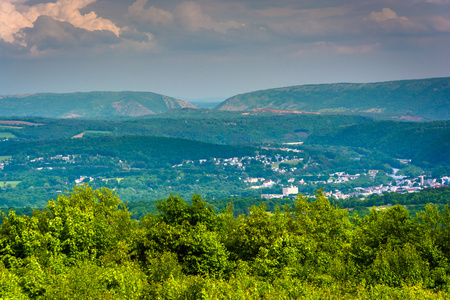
[0,0,120,48]
[1,0,449,98]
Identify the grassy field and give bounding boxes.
[103,178,124,184]
[0,181,21,188]
[271,159,303,168]
[0,132,16,138]
[0,155,12,162]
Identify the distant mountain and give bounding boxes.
[0,91,197,118]
[215,77,450,120]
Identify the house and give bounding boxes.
[246,178,259,183]
[263,180,275,187]
[75,176,94,184]
[368,170,379,177]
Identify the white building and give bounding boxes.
[283,186,298,196]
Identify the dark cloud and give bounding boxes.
[22,15,121,52]
[0,39,28,57]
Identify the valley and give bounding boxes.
[0,78,449,299]
[0,78,448,214]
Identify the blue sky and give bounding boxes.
[1,0,449,100]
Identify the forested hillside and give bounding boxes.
[216,77,450,120]
[0,135,255,167]
[0,113,372,144]
[305,120,450,166]
[1,115,449,209]
[0,186,449,299]
[0,91,196,118]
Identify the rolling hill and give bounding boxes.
[305,120,450,165]
[215,77,450,120]
[0,91,197,118]
[0,135,256,166]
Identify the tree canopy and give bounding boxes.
[0,185,449,299]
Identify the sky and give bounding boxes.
[0,0,449,100]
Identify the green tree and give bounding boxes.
[0,185,135,267]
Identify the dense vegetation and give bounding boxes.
[217,77,450,120]
[1,113,371,144]
[0,135,255,167]
[0,185,449,299]
[2,133,441,208]
[306,120,450,166]
[123,187,450,220]
[2,115,448,168]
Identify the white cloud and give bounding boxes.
[366,8,408,23]
[0,1,34,44]
[174,1,240,33]
[126,0,173,26]
[364,7,421,32]
[0,0,120,46]
[126,0,241,33]
[424,0,450,4]
[25,0,120,35]
[430,16,450,31]
[113,32,158,52]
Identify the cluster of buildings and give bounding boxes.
[245,166,450,200]
[2,152,449,200]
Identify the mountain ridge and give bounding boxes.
[0,91,197,118]
[215,77,450,120]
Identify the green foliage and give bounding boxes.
[226,204,285,261]
[0,262,28,299]
[0,185,135,267]
[397,165,424,178]
[350,205,415,267]
[1,186,450,298]
[156,194,217,229]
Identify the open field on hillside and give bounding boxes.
[73,130,112,139]
[0,156,12,162]
[0,181,21,188]
[271,159,303,168]
[0,132,15,138]
[0,121,43,126]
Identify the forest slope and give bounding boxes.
[0,135,256,166]
[216,77,450,120]
[305,120,450,165]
